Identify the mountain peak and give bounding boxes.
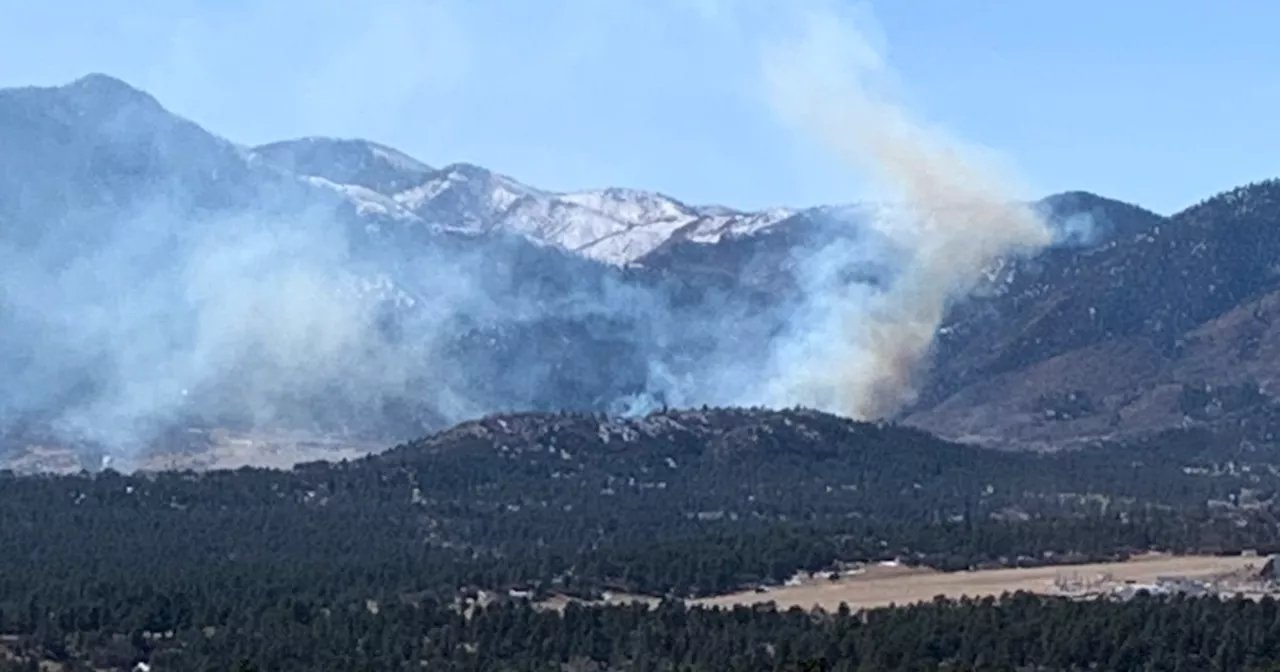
[1037,190,1151,214]
[253,137,433,194]
[67,72,139,91]
[1033,190,1166,245]
[437,162,497,180]
[59,73,163,110]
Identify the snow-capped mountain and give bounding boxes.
[250,139,796,265]
[0,73,797,268]
[14,71,1280,466]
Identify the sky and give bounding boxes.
[2,0,1278,214]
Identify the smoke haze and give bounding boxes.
[745,2,1054,418]
[0,2,1058,466]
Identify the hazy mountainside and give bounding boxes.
[6,72,1280,462]
[0,74,923,463]
[0,74,797,460]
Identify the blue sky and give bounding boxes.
[3,0,1278,214]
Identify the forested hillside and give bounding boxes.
[4,409,1280,668]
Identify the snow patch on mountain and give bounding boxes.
[302,176,418,221]
[258,138,798,265]
[393,163,546,234]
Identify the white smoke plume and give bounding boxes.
[739,2,1054,418]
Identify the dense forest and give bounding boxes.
[4,408,1280,669]
[8,590,1280,670]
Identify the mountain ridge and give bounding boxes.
[4,71,1280,467]
[0,73,1190,264]
[250,135,801,265]
[13,73,1164,268]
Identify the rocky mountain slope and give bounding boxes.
[908,181,1280,448]
[5,72,1280,463]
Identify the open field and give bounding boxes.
[1,428,382,474]
[690,554,1268,611]
[135,429,380,471]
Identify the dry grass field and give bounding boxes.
[1,429,381,473]
[690,554,1265,611]
[135,430,378,471]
